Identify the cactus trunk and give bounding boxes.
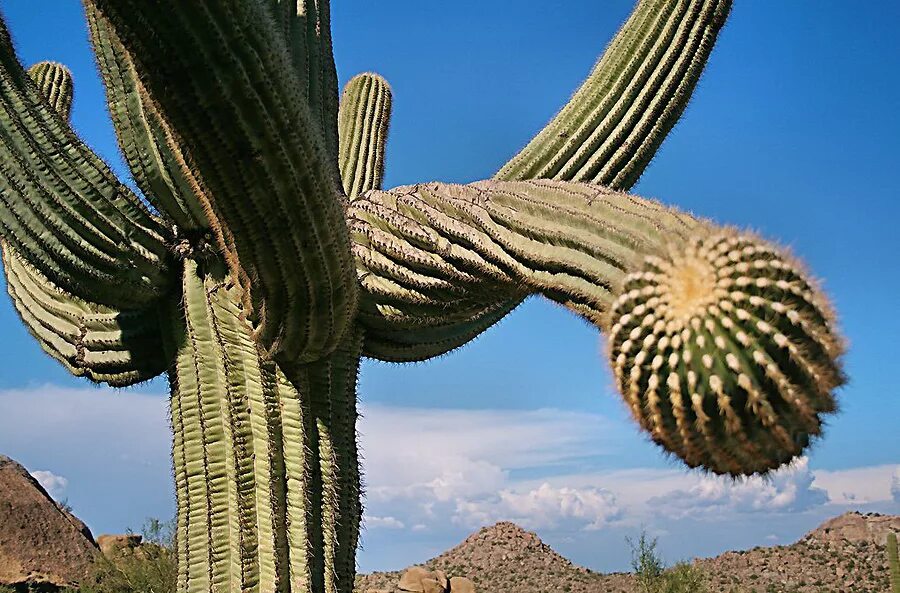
[164,258,362,593]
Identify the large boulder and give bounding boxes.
[0,455,98,588]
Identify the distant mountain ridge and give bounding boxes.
[356,512,898,593]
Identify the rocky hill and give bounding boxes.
[356,512,898,593]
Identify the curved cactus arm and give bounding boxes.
[0,17,170,308]
[1,244,167,386]
[165,259,362,593]
[0,58,168,387]
[497,0,732,188]
[338,73,393,200]
[88,0,358,364]
[350,180,844,476]
[84,5,209,232]
[268,0,341,162]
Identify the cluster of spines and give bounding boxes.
[607,231,843,474]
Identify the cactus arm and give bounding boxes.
[88,0,357,363]
[84,5,209,232]
[165,258,361,593]
[496,0,732,188]
[1,244,167,386]
[0,59,168,387]
[338,73,393,200]
[350,180,844,475]
[0,18,171,308]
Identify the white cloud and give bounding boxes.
[358,405,623,532]
[365,515,405,530]
[31,469,68,500]
[812,464,899,505]
[454,482,621,531]
[647,458,828,518]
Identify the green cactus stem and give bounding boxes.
[0,59,166,387]
[350,180,843,474]
[889,532,900,593]
[85,5,209,232]
[0,20,169,308]
[338,73,393,200]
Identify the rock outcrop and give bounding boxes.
[0,455,98,588]
[803,511,900,545]
[364,566,475,593]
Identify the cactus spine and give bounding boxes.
[0,1,845,592]
[889,532,900,593]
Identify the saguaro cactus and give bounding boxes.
[0,1,844,593]
[889,532,900,593]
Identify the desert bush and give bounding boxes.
[78,519,176,593]
[628,531,708,593]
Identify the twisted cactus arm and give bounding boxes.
[351,180,844,475]
[85,5,209,232]
[87,0,357,363]
[338,73,392,200]
[0,20,170,308]
[498,0,732,187]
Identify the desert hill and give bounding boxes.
[356,512,898,593]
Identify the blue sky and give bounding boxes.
[0,0,898,574]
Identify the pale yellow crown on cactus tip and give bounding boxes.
[607,229,845,476]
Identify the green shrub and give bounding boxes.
[627,531,708,593]
[79,519,176,593]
